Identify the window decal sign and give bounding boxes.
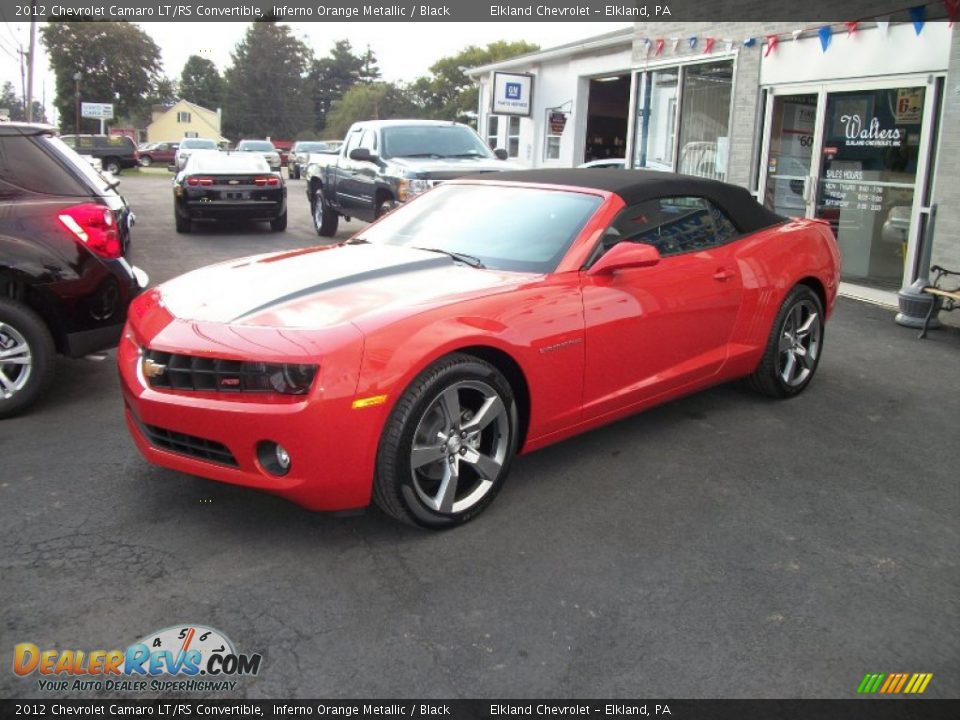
[840,114,902,148]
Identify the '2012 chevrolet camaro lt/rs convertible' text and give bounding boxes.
[119,170,840,528]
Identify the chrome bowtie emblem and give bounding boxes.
[141,357,167,379]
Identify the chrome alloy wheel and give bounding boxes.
[409,380,510,514]
[777,298,821,388]
[0,322,32,400]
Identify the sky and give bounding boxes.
[0,21,631,122]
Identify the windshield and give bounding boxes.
[180,139,217,150]
[381,126,494,160]
[238,141,276,152]
[358,184,602,273]
[298,142,335,153]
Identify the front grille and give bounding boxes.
[134,416,238,467]
[143,349,286,393]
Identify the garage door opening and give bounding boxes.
[584,75,630,164]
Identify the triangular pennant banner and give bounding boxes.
[845,21,858,35]
[743,37,757,48]
[643,37,653,54]
[704,37,715,54]
[945,0,959,27]
[671,37,680,52]
[655,39,665,56]
[724,39,734,53]
[909,5,926,34]
[791,29,802,40]
[688,36,698,49]
[876,18,890,36]
[764,35,778,57]
[818,26,832,52]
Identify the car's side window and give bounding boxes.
[591,196,740,265]
[358,130,377,152]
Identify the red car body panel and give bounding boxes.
[119,180,840,511]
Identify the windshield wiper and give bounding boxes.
[394,153,442,158]
[412,246,485,269]
[444,152,485,158]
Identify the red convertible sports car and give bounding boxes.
[119,170,840,528]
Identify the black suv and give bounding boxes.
[60,134,139,175]
[0,123,147,418]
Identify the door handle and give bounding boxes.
[713,268,735,281]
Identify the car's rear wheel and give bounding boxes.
[174,212,191,234]
[312,188,339,237]
[748,285,824,398]
[139,156,152,167]
[270,210,287,232]
[0,299,56,419]
[103,157,121,175]
[373,354,519,528]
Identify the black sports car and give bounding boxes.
[173,152,287,233]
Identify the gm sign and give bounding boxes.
[492,72,533,116]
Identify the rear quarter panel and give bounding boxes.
[723,219,840,376]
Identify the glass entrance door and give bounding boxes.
[763,93,817,218]
[816,87,925,288]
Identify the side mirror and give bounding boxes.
[349,147,378,162]
[494,148,508,160]
[586,242,661,276]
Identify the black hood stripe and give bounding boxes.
[230,256,451,322]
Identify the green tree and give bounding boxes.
[308,39,380,132]
[221,22,313,138]
[411,41,539,123]
[41,21,163,133]
[179,55,223,110]
[0,81,45,122]
[325,82,418,139]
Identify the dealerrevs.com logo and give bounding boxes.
[13,624,262,693]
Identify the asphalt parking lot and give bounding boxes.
[2,173,958,700]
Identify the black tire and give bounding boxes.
[139,156,153,167]
[747,284,825,399]
[103,157,121,175]
[270,210,287,232]
[0,298,56,419]
[174,212,191,234]
[376,197,397,219]
[312,187,339,237]
[373,353,519,529]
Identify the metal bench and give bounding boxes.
[919,265,960,339]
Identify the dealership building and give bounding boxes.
[468,21,960,304]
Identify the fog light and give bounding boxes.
[275,444,290,470]
[257,441,291,477]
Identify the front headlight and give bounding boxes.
[398,178,432,202]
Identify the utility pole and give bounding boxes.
[26,1,37,122]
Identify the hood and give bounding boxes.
[386,156,524,179]
[158,244,530,329]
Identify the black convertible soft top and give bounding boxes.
[470,169,787,234]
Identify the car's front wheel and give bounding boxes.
[312,188,339,237]
[139,156,153,167]
[373,354,519,528]
[0,299,56,419]
[748,284,824,398]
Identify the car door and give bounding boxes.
[350,129,381,215]
[333,128,364,215]
[580,196,743,420]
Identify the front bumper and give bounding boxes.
[117,315,380,511]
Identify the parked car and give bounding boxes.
[138,141,179,167]
[59,134,139,175]
[119,169,839,527]
[0,123,148,418]
[235,139,282,172]
[306,120,519,236]
[173,152,287,233]
[174,138,219,171]
[287,140,340,179]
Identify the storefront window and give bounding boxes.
[487,116,500,150]
[508,116,521,158]
[676,61,732,180]
[633,69,678,171]
[817,86,925,288]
